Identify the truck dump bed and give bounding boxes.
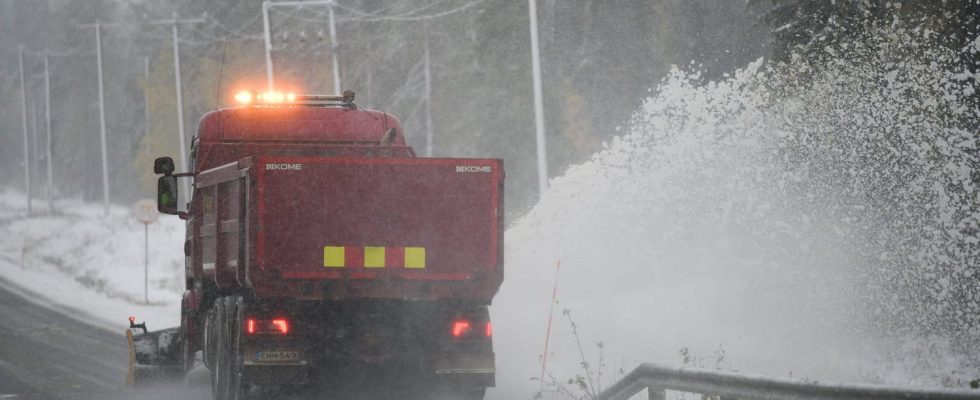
[197,154,503,303]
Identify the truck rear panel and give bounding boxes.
[248,155,503,302]
[139,100,500,397]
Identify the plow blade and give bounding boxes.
[125,327,183,387]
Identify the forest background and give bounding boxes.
[0,0,975,216]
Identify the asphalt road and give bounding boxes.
[0,276,475,400]
[0,277,221,400]
[0,278,129,400]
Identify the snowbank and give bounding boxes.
[0,189,184,331]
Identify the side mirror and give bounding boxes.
[157,175,179,214]
[154,157,175,175]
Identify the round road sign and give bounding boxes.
[134,199,159,224]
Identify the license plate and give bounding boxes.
[254,351,300,362]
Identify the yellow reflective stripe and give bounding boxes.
[364,246,386,268]
[323,246,345,267]
[323,245,425,269]
[404,247,426,269]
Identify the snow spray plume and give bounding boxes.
[499,26,979,392]
[761,28,980,337]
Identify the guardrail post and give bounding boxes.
[648,387,665,400]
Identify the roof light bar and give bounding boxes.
[295,90,355,104]
[233,89,355,107]
[234,91,253,105]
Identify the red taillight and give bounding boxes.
[245,317,289,335]
[485,322,492,337]
[452,320,471,337]
[272,319,289,334]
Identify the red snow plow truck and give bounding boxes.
[126,90,503,400]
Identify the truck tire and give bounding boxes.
[203,309,213,370]
[227,296,248,400]
[179,316,195,378]
[211,299,230,400]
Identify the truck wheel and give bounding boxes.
[227,296,249,400]
[211,299,231,400]
[179,316,195,378]
[203,310,213,370]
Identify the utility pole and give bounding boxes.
[150,13,205,201]
[326,3,341,95]
[44,52,54,212]
[423,33,434,157]
[262,1,274,91]
[143,56,150,140]
[365,67,373,109]
[18,44,31,213]
[528,0,549,196]
[78,19,111,215]
[31,92,39,205]
[95,20,110,215]
[263,0,341,93]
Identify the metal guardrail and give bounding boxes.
[597,363,980,400]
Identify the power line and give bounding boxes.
[209,12,265,39]
[268,0,484,24]
[373,0,486,22]
[184,16,266,43]
[182,35,265,47]
[139,26,263,47]
[339,0,415,18]
[329,0,451,22]
[262,1,342,93]
[377,56,425,109]
[23,48,94,57]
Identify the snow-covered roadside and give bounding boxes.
[0,189,184,332]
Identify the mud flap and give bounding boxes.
[126,327,183,387]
